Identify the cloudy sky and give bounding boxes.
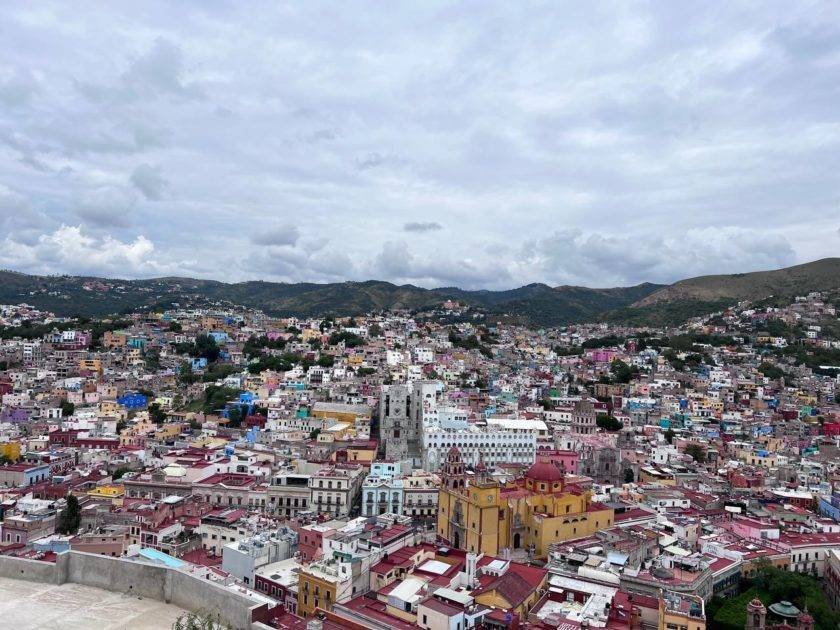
[1,2,838,289]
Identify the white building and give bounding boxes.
[422,418,546,472]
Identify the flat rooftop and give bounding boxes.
[0,576,188,629]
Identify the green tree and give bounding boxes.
[623,468,635,483]
[226,406,243,427]
[201,386,242,414]
[112,467,130,480]
[172,610,231,630]
[178,360,198,384]
[59,399,75,418]
[193,334,220,362]
[609,359,636,384]
[757,361,784,380]
[684,443,706,462]
[596,414,623,431]
[329,331,365,347]
[56,494,81,534]
[664,428,676,444]
[148,403,167,424]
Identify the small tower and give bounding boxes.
[797,607,814,630]
[474,451,488,483]
[746,598,766,630]
[465,551,478,587]
[442,446,466,493]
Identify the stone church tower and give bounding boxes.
[745,599,766,630]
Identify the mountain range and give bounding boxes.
[1,258,838,327]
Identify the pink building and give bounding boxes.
[731,517,779,541]
[540,450,580,473]
[587,349,618,363]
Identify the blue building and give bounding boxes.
[208,331,229,344]
[117,392,148,410]
[819,493,840,522]
[370,461,403,479]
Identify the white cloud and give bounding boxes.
[519,227,796,286]
[0,225,180,278]
[0,4,837,287]
[372,240,512,288]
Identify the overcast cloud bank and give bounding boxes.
[0,2,838,288]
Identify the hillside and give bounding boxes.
[634,258,840,307]
[0,270,660,326]
[1,258,838,327]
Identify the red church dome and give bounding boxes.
[525,461,564,482]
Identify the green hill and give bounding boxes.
[2,257,838,327]
[634,258,840,307]
[0,270,660,326]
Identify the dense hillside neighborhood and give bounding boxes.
[0,286,839,629]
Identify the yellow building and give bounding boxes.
[300,328,322,342]
[473,564,548,619]
[297,560,340,616]
[102,330,128,349]
[87,484,125,502]
[437,449,613,559]
[99,400,125,418]
[78,358,103,376]
[330,443,376,465]
[310,402,371,425]
[638,466,677,485]
[659,591,705,630]
[737,448,777,469]
[153,423,183,441]
[0,441,21,462]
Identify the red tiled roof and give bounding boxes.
[473,563,546,607]
[181,548,223,567]
[337,596,418,630]
[419,596,462,616]
[614,507,656,522]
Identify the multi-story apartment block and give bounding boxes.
[267,471,311,517]
[308,465,365,518]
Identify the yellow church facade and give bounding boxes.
[437,448,613,559]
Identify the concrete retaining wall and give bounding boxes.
[0,551,261,629]
[66,551,167,601]
[167,569,259,630]
[0,554,62,584]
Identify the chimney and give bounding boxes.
[466,551,477,587]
